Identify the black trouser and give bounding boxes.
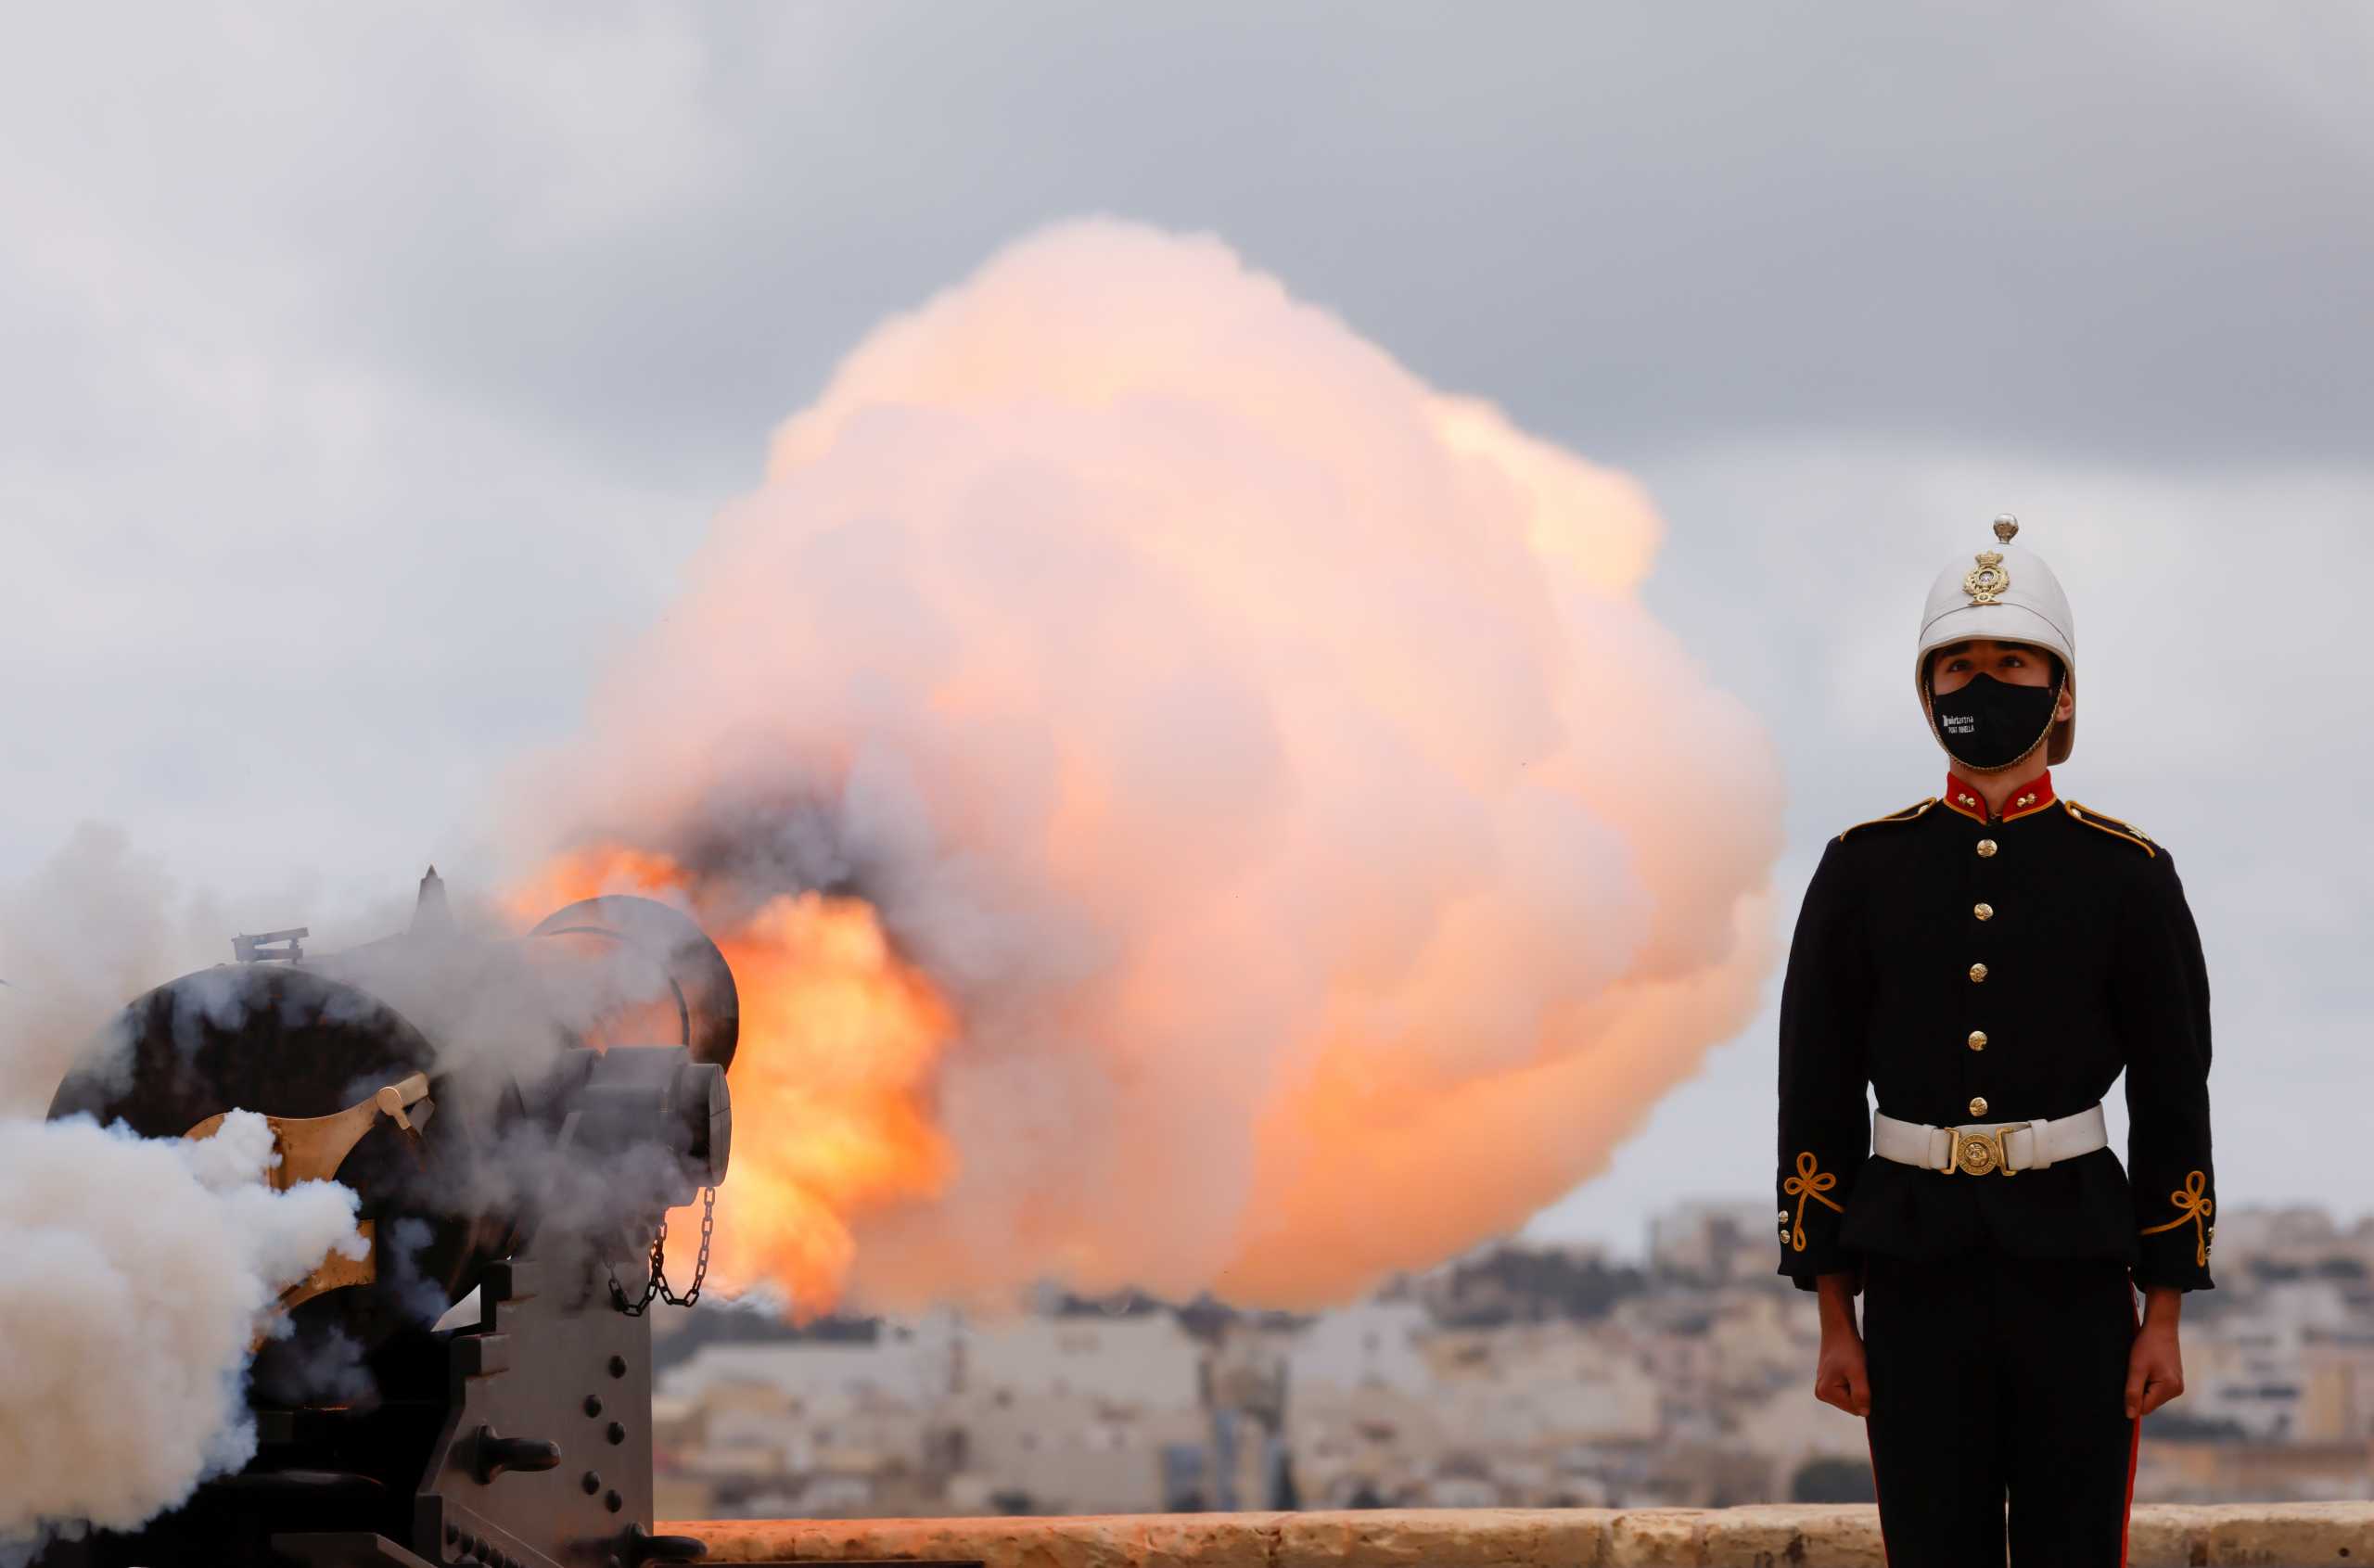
[1862,1251,2139,1566]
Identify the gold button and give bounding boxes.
[1969,1096,1989,1116]
[1968,1029,1988,1050]
[1973,902,1994,921]
[1969,962,1988,983]
[1976,838,1998,858]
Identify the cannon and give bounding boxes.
[33,869,738,1568]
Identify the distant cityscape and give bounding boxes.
[648,1201,2374,1520]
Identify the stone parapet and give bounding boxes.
[675,1504,2374,1567]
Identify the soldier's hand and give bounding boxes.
[2125,1315,2185,1420]
[1814,1326,1871,1417]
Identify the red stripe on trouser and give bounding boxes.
[2121,1280,2142,1568]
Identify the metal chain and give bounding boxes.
[683,1186,715,1306]
[608,1187,716,1315]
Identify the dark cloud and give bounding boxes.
[11,5,2372,491]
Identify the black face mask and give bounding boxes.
[1931,672,2060,771]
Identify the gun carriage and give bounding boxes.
[36,871,738,1568]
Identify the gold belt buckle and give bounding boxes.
[1945,1122,2032,1177]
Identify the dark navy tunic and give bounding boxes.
[1774,770,2215,1294]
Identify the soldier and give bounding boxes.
[1776,517,2214,1563]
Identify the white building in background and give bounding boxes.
[943,1388,1213,1514]
[919,1311,1216,1514]
[1427,1331,1662,1448]
[657,1326,941,1409]
[1282,1382,1449,1508]
[2209,1206,2374,1272]
[1649,1201,1778,1283]
[1696,1288,1821,1391]
[2189,1280,2368,1443]
[1730,1380,1872,1497]
[1285,1301,1435,1397]
[654,1309,1221,1518]
[939,1312,1206,1409]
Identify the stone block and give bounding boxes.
[1277,1509,1608,1568]
[1141,1512,1286,1568]
[2125,1503,2214,1568]
[1604,1511,1703,1566]
[1699,1504,1884,1567]
[2204,1499,2374,1564]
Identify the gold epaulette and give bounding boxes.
[2062,799,2156,857]
[1836,798,1936,842]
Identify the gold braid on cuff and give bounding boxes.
[1784,1150,1844,1254]
[2138,1168,2214,1267]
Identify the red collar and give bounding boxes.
[1943,770,2056,823]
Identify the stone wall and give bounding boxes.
[675,1505,2374,1567]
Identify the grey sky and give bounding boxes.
[3,4,2369,1253]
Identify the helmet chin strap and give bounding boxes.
[1951,730,2051,778]
[1924,672,2065,774]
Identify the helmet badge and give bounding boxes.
[1961,515,2021,606]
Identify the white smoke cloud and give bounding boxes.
[0,1111,364,1553]
[0,231,1787,1515]
[0,823,230,1117]
[517,219,1783,1310]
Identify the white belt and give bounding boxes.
[1872,1103,2107,1177]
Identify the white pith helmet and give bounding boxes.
[1915,516,2077,765]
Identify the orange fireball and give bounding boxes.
[517,846,955,1316]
